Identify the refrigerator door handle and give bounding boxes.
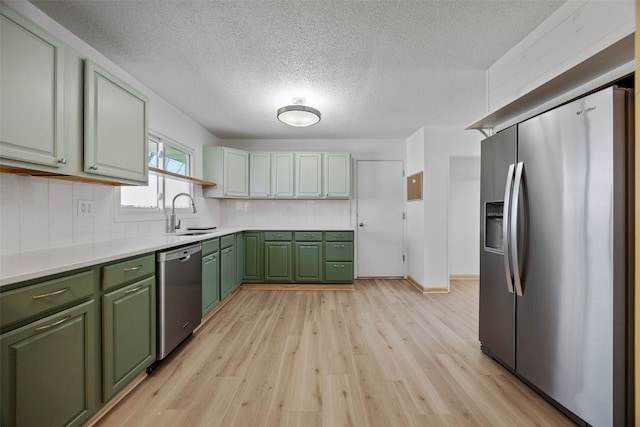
[502,164,516,294]
[511,161,524,296]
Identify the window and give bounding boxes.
[118,132,194,219]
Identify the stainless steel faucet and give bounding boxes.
[169,193,197,233]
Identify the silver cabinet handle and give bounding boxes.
[89,165,98,170]
[124,285,144,294]
[502,164,515,294]
[123,265,142,273]
[32,287,70,300]
[58,158,67,164]
[303,234,314,238]
[510,162,525,297]
[34,315,70,332]
[333,244,345,248]
[333,264,345,268]
[204,254,216,262]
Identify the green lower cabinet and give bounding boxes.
[295,242,323,282]
[325,262,354,282]
[102,277,155,401]
[243,232,263,282]
[202,251,220,316]
[1,299,96,427]
[236,233,244,287]
[220,245,237,299]
[264,242,292,282]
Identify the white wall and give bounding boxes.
[488,0,634,114]
[405,128,425,285]
[407,127,483,290]
[448,157,480,275]
[0,1,221,255]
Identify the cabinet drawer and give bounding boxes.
[221,234,236,248]
[1,270,95,329]
[202,238,220,255]
[325,262,354,282]
[294,231,322,241]
[264,231,292,241]
[102,254,155,291]
[325,242,354,261]
[325,231,353,242]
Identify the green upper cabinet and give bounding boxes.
[102,277,155,401]
[271,152,294,198]
[323,153,352,198]
[295,152,323,198]
[1,299,96,427]
[203,146,249,198]
[84,60,148,184]
[0,7,66,169]
[249,152,271,197]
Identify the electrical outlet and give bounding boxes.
[77,199,94,217]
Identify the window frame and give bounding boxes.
[115,131,195,223]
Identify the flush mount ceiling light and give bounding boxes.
[277,97,321,127]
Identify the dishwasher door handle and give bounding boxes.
[180,254,191,262]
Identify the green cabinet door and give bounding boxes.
[295,242,323,282]
[84,60,148,184]
[236,233,244,287]
[243,232,263,282]
[1,299,96,427]
[264,242,293,282]
[220,245,237,299]
[202,251,220,316]
[0,7,66,169]
[102,278,155,401]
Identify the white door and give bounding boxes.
[356,160,404,277]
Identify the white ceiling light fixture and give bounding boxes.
[277,97,321,127]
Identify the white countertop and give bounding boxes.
[0,226,354,287]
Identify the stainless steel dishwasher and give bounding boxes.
[156,243,202,361]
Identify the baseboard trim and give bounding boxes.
[407,276,450,294]
[450,274,480,280]
[84,371,147,426]
[241,283,354,291]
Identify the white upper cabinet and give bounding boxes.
[323,153,351,198]
[0,7,66,169]
[271,153,294,198]
[249,152,271,197]
[295,153,323,198]
[84,60,148,184]
[203,146,249,198]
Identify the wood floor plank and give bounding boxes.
[95,278,575,427]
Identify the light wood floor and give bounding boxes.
[96,279,574,426]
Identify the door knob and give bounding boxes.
[359,223,364,227]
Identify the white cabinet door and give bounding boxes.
[223,148,249,197]
[84,60,148,184]
[295,153,322,198]
[250,152,271,197]
[271,153,294,198]
[324,153,351,198]
[0,8,66,169]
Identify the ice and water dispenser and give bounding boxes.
[484,202,504,253]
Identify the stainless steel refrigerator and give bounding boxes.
[479,86,633,426]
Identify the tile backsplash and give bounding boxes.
[0,174,353,255]
[221,199,352,228]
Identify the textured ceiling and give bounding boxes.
[28,0,565,140]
